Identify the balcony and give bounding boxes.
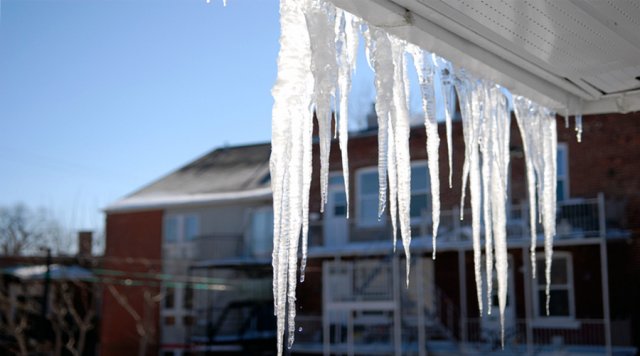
[186,234,272,264]
[308,195,608,255]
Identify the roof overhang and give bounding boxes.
[330,0,640,114]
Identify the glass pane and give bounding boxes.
[411,165,429,191]
[165,287,175,309]
[557,181,565,201]
[538,290,570,317]
[359,197,379,224]
[251,208,274,257]
[164,217,178,243]
[536,257,568,285]
[184,215,199,241]
[184,286,193,310]
[551,258,568,284]
[410,193,428,218]
[329,174,344,186]
[360,171,378,195]
[557,147,566,177]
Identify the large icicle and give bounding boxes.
[435,56,454,188]
[271,0,315,353]
[335,10,358,219]
[408,45,441,260]
[455,72,483,316]
[306,0,337,214]
[488,85,511,347]
[304,0,338,279]
[513,96,558,316]
[390,36,413,285]
[364,27,393,219]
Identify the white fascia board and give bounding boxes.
[104,187,272,213]
[581,90,640,115]
[329,0,587,113]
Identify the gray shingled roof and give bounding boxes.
[106,143,271,212]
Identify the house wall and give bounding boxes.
[100,210,163,356]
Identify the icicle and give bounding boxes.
[271,0,316,353]
[513,96,558,316]
[364,27,393,219]
[387,113,398,251]
[488,86,511,348]
[408,44,441,260]
[455,71,483,315]
[575,114,583,143]
[389,36,413,286]
[543,110,557,316]
[335,10,358,219]
[435,56,454,188]
[513,97,540,279]
[302,0,338,281]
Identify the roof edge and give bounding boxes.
[104,187,272,214]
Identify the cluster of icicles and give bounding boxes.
[270,0,572,353]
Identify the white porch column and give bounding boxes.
[598,192,612,355]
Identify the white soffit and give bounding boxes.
[329,0,640,114]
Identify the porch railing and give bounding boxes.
[308,196,604,248]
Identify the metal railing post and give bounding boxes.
[597,192,612,355]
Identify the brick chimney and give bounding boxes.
[77,231,93,258]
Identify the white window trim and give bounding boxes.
[356,166,384,227]
[409,160,430,225]
[557,143,569,201]
[531,252,577,328]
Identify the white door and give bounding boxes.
[481,255,516,343]
[324,174,348,247]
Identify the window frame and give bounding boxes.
[531,252,577,328]
[409,160,430,225]
[557,143,569,201]
[327,171,347,218]
[247,206,274,258]
[356,166,384,228]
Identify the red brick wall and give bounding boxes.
[100,210,163,356]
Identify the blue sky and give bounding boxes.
[0,0,288,233]
[0,0,428,239]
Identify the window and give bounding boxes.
[184,215,199,241]
[249,207,273,258]
[410,163,430,221]
[357,168,381,226]
[533,253,575,321]
[164,217,179,244]
[163,214,199,244]
[357,164,431,226]
[557,144,569,201]
[164,287,175,309]
[163,316,175,326]
[184,285,193,310]
[329,174,347,217]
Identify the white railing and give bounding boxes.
[325,258,394,303]
[293,315,610,353]
[309,196,604,248]
[465,318,607,349]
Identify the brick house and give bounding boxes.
[101,112,639,355]
[101,144,275,355]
